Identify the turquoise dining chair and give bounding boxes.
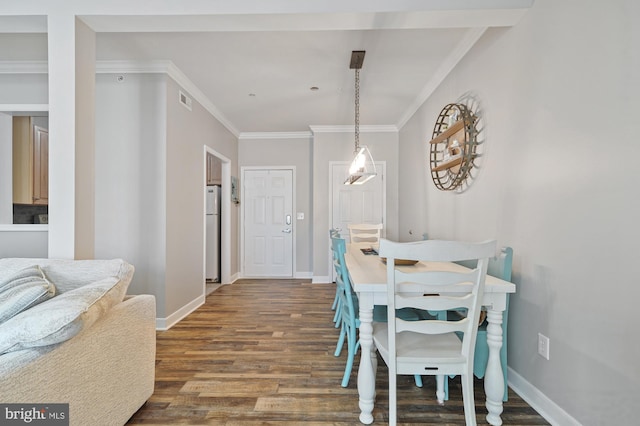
[330,228,342,326]
[437,246,513,402]
[331,235,424,387]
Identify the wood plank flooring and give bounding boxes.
[126,279,549,425]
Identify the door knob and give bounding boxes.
[282,228,292,233]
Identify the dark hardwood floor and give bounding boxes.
[127,279,548,425]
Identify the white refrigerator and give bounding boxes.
[206,185,221,282]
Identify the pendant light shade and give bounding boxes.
[345,146,377,185]
[344,50,377,185]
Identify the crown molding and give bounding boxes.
[97,60,240,137]
[309,124,398,134]
[238,131,312,140]
[0,59,240,137]
[396,26,487,130]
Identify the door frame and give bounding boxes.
[203,146,231,288]
[240,166,296,278]
[328,161,386,280]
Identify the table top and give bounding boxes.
[344,243,516,294]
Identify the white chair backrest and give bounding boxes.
[348,223,383,244]
[378,238,496,358]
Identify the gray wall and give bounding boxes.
[0,74,48,104]
[238,136,313,276]
[0,229,48,258]
[398,0,639,424]
[95,73,239,321]
[95,73,168,310]
[164,77,239,317]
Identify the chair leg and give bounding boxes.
[389,370,397,426]
[341,328,359,387]
[334,324,346,357]
[461,373,477,426]
[436,375,445,405]
[414,375,423,387]
[333,303,342,326]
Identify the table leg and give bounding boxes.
[485,308,505,426]
[358,306,375,424]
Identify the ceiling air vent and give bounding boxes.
[179,90,192,111]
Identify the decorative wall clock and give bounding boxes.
[428,103,479,191]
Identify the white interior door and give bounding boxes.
[331,162,385,242]
[243,169,294,277]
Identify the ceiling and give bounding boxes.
[0,3,533,136]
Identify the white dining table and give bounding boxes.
[344,242,516,426]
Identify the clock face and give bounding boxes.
[428,103,478,191]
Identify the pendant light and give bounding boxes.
[344,50,376,185]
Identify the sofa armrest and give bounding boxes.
[0,295,156,426]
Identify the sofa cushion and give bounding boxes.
[0,274,129,355]
[0,258,134,295]
[0,266,56,324]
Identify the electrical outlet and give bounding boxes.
[538,333,550,360]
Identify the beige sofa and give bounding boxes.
[0,258,156,426]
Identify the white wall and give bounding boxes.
[398,0,639,424]
[312,129,399,279]
[238,136,313,276]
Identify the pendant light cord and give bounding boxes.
[354,68,360,153]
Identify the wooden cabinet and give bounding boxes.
[12,117,49,205]
[206,153,221,186]
[32,126,49,204]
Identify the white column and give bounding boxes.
[47,12,76,259]
[47,14,96,259]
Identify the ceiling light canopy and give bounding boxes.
[344,50,377,185]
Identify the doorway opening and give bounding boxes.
[203,146,231,295]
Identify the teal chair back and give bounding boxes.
[330,235,425,388]
[331,236,360,387]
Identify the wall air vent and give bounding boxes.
[179,90,192,111]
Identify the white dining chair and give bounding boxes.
[347,223,382,244]
[331,235,425,388]
[374,238,496,426]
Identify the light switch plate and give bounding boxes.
[296,212,304,220]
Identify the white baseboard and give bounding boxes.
[155,294,205,331]
[508,367,582,426]
[312,275,331,284]
[294,271,313,279]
